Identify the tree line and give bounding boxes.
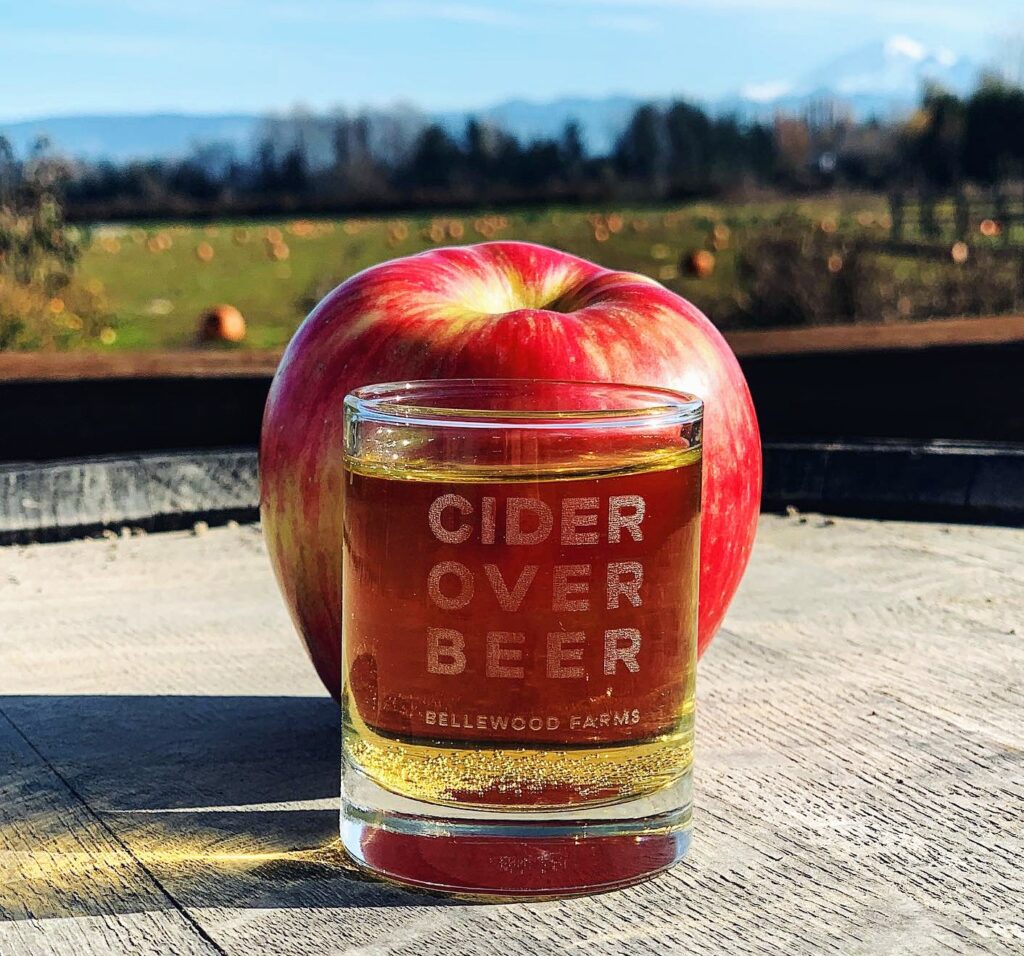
[5,78,1024,221]
[57,110,779,219]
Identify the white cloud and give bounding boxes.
[373,2,526,26]
[60,0,1007,35]
[0,28,238,59]
[63,0,526,28]
[528,0,842,11]
[740,80,793,101]
[590,13,657,33]
[885,35,926,60]
[525,0,1003,32]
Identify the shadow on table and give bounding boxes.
[0,694,450,919]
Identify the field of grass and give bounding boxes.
[76,195,892,351]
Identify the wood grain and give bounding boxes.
[0,516,1021,954]
[0,452,259,544]
[0,708,221,954]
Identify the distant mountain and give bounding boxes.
[436,95,643,155]
[726,35,980,120]
[0,36,983,163]
[435,38,981,148]
[797,35,977,101]
[0,98,645,163]
[0,112,261,163]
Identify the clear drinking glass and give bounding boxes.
[340,379,703,897]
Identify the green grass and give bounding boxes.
[77,196,891,351]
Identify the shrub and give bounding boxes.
[0,139,113,350]
[723,212,1024,328]
[726,213,887,328]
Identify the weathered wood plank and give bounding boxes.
[725,313,1024,357]
[0,451,258,544]
[1,315,1022,386]
[1,517,1022,954]
[0,351,282,383]
[5,331,1024,465]
[6,442,1024,548]
[0,710,222,955]
[763,440,1024,524]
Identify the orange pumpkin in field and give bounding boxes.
[198,304,246,343]
[683,249,716,278]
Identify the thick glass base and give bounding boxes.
[341,768,692,899]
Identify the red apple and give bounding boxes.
[261,241,760,699]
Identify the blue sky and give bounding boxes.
[2,0,1021,120]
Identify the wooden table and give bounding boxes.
[1,515,1021,954]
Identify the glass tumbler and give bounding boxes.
[340,379,703,897]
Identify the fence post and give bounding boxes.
[919,188,939,241]
[954,188,970,241]
[889,190,905,241]
[994,185,1011,247]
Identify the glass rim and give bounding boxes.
[344,378,703,431]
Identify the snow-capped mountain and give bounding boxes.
[451,38,983,150]
[797,35,976,99]
[732,36,980,118]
